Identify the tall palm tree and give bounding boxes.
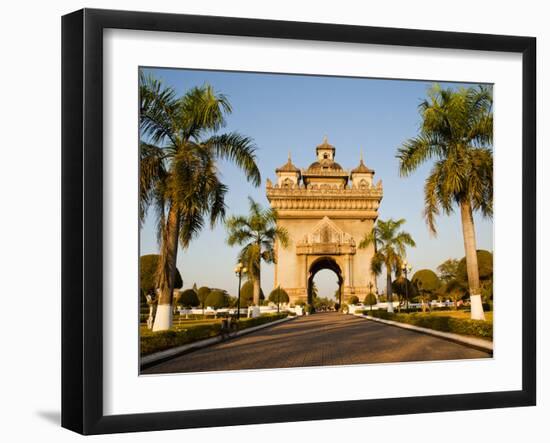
[139,73,261,331]
[359,218,416,313]
[397,85,493,320]
[226,198,289,306]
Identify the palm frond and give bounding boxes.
[139,72,179,146]
[139,141,166,224]
[204,133,261,186]
[370,252,384,275]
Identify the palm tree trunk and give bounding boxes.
[459,199,485,320]
[253,264,261,306]
[153,204,180,331]
[386,269,394,313]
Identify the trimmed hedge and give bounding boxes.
[140,322,223,356]
[361,310,493,339]
[140,313,288,356]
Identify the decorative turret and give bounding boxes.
[351,150,375,188]
[315,135,336,161]
[302,136,349,187]
[275,152,301,187]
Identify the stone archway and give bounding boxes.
[307,256,343,306]
[266,138,383,306]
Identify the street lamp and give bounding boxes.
[234,262,247,320]
[402,259,412,311]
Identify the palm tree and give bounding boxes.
[139,73,261,331]
[310,281,319,299]
[397,84,493,320]
[359,218,416,313]
[226,198,289,306]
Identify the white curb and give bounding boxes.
[141,316,294,367]
[354,313,493,353]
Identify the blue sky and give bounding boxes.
[139,67,493,299]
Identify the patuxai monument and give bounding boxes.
[266,137,383,305]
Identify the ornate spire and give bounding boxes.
[276,152,300,173]
[351,149,374,174]
[317,135,333,149]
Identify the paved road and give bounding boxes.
[142,312,491,374]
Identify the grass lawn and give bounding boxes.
[415,310,493,322]
[364,309,493,340]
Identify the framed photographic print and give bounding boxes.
[61,8,536,435]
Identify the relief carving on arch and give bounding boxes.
[296,216,356,255]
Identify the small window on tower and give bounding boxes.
[323,153,329,159]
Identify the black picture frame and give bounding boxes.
[61,8,536,435]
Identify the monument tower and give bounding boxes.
[266,137,383,304]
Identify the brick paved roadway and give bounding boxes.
[142,312,491,374]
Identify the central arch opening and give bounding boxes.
[307,256,343,308]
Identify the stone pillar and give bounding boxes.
[348,254,353,287]
[343,254,350,287]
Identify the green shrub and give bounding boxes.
[366,310,492,338]
[411,269,441,293]
[179,288,199,307]
[205,290,229,308]
[348,296,359,305]
[268,286,290,304]
[341,303,349,313]
[197,286,211,309]
[364,293,377,308]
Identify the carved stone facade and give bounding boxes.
[266,137,383,304]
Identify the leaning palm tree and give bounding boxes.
[359,218,416,313]
[397,84,493,320]
[226,198,289,306]
[140,73,261,331]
